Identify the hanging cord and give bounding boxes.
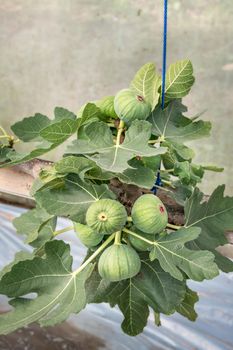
[161,0,168,110]
[152,0,168,194]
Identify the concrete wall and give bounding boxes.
[0,0,232,194]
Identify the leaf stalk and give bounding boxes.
[166,223,181,230]
[116,120,125,145]
[114,231,122,244]
[0,125,8,137]
[53,226,74,237]
[123,228,154,245]
[73,232,115,275]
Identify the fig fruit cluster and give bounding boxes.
[74,194,168,282]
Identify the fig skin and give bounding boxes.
[98,243,141,282]
[114,88,151,125]
[86,199,127,235]
[74,222,104,248]
[131,194,168,234]
[128,226,155,251]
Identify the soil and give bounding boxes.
[109,178,184,225]
[0,321,105,350]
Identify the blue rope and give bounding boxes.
[152,0,168,194]
[161,0,168,110]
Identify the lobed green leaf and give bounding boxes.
[176,287,199,321]
[149,227,219,281]
[13,207,56,248]
[0,240,93,335]
[66,120,166,173]
[35,174,115,222]
[88,255,186,336]
[149,100,211,144]
[1,108,78,168]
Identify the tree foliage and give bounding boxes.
[0,59,232,336]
